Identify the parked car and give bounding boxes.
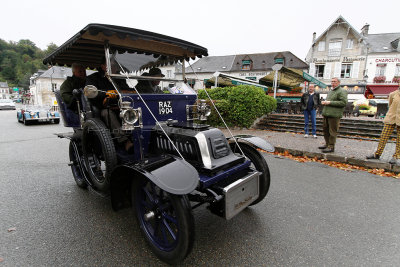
[17,105,60,125]
[44,23,274,264]
[0,99,16,110]
[352,99,388,117]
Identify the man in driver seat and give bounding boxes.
[135,68,165,94]
[85,58,134,152]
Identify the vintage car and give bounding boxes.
[352,99,388,117]
[0,99,16,110]
[44,24,274,264]
[17,105,60,125]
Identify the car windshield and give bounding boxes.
[110,51,195,95]
[0,99,13,103]
[24,105,50,111]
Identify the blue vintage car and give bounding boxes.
[44,24,274,264]
[17,105,60,125]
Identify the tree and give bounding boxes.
[0,38,58,89]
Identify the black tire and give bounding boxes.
[82,118,117,191]
[69,141,88,189]
[132,177,195,265]
[23,117,30,125]
[230,143,271,206]
[53,118,60,124]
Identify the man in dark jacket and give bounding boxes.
[85,59,133,152]
[301,84,320,138]
[60,63,86,111]
[319,77,348,153]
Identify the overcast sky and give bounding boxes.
[2,0,399,61]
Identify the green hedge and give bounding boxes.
[198,85,277,128]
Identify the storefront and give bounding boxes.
[365,84,399,99]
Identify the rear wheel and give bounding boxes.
[69,141,88,189]
[132,177,194,265]
[53,118,60,124]
[230,143,271,206]
[82,118,117,191]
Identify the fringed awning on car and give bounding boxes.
[43,24,208,69]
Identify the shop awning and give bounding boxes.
[367,84,399,98]
[259,67,327,90]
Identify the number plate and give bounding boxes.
[158,101,173,115]
[223,171,259,220]
[38,119,49,122]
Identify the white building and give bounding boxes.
[29,67,70,106]
[306,15,400,99]
[0,82,10,99]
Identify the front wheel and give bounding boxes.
[230,143,271,206]
[132,177,195,265]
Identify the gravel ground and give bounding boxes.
[221,128,396,163]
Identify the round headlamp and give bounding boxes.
[201,104,211,117]
[121,109,139,125]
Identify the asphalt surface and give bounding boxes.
[1,109,400,266]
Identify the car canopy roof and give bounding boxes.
[43,24,208,69]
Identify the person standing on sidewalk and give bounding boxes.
[318,77,348,153]
[301,84,320,138]
[366,86,400,164]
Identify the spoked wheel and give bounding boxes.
[132,177,195,265]
[82,118,117,191]
[69,141,88,189]
[230,143,271,206]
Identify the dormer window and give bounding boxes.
[241,60,252,70]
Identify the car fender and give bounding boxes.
[109,155,199,211]
[227,135,275,152]
[24,113,31,119]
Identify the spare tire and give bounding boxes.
[82,118,117,191]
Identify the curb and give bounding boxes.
[273,146,398,173]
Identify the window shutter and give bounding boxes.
[309,63,316,77]
[352,61,360,79]
[324,63,331,79]
[334,62,341,78]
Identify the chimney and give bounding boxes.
[361,23,370,36]
[312,32,316,43]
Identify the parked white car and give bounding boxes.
[0,99,16,110]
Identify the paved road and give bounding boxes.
[1,109,400,266]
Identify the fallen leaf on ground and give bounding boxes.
[271,150,398,178]
[8,227,16,232]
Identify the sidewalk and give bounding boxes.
[221,128,400,173]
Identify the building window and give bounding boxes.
[241,60,252,70]
[375,64,386,77]
[167,70,172,78]
[315,64,325,78]
[346,39,353,49]
[318,41,325,51]
[395,64,400,76]
[328,39,342,57]
[341,64,352,78]
[51,83,57,92]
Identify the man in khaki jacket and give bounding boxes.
[366,86,400,164]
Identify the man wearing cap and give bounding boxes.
[135,68,165,94]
